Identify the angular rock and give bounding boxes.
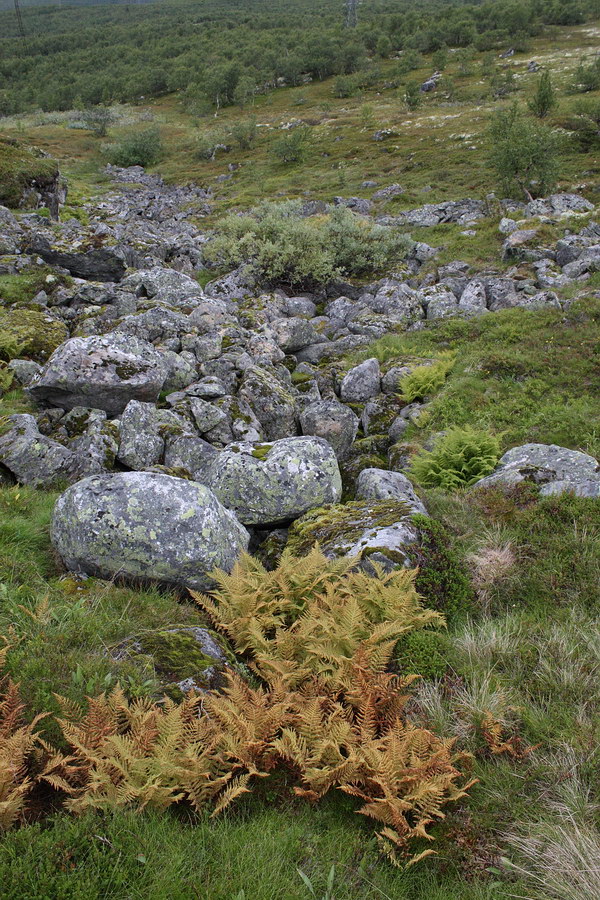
[206,436,342,526]
[422,286,459,320]
[299,400,359,459]
[270,317,321,353]
[163,434,219,481]
[28,334,166,416]
[117,400,173,469]
[474,443,600,497]
[0,414,81,488]
[51,472,250,590]
[355,468,427,514]
[458,280,488,316]
[238,365,297,440]
[340,358,381,402]
[121,266,203,310]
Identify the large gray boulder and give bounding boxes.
[206,436,342,525]
[28,334,166,416]
[51,472,249,590]
[121,267,204,310]
[299,400,359,459]
[474,443,600,498]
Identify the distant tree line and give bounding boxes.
[0,0,596,116]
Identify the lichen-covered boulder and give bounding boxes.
[473,443,600,498]
[0,413,80,487]
[339,358,381,402]
[355,468,427,515]
[51,472,250,590]
[0,308,68,362]
[287,500,420,568]
[28,333,166,415]
[121,267,203,310]
[238,364,298,440]
[299,399,359,459]
[111,626,233,696]
[206,436,342,525]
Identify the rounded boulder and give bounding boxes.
[51,472,250,590]
[207,436,342,526]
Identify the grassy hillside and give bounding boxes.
[0,5,600,898]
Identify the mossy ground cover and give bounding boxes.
[0,137,59,208]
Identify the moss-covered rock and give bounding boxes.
[111,626,234,697]
[0,308,68,362]
[287,499,420,566]
[0,137,60,210]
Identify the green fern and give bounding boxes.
[409,426,501,490]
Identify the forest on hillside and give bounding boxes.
[0,0,597,115]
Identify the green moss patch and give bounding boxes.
[0,137,59,208]
[0,308,68,362]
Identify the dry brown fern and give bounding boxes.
[0,674,75,830]
[193,547,443,690]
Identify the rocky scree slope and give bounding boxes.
[1,165,599,589]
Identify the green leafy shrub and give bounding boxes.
[563,97,600,151]
[399,354,455,403]
[105,128,163,168]
[408,515,474,622]
[571,55,600,93]
[409,427,501,490]
[489,105,561,200]
[528,71,557,118]
[404,81,422,110]
[271,126,312,165]
[231,117,257,150]
[80,106,114,137]
[204,201,412,287]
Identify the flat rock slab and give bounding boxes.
[474,443,600,498]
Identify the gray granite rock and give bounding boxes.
[206,436,342,525]
[51,472,249,590]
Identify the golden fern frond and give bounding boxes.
[211,773,253,817]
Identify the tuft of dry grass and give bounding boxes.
[504,815,600,900]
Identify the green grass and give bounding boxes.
[355,297,600,456]
[0,804,523,900]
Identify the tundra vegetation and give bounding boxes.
[0,0,599,897]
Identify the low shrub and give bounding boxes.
[204,200,412,288]
[489,105,561,200]
[271,125,312,164]
[409,514,474,622]
[105,128,163,168]
[409,427,501,490]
